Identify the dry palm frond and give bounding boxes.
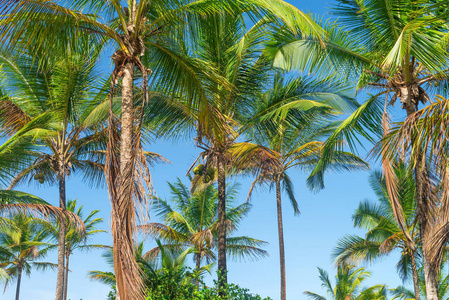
[380,93,416,251]
[381,95,449,267]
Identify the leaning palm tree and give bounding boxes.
[305,264,388,300]
[231,75,367,300]
[140,177,268,283]
[0,1,323,298]
[0,50,108,299]
[273,2,449,298]
[333,166,420,299]
[41,199,109,300]
[0,214,56,300]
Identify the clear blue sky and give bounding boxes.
[3,1,411,299]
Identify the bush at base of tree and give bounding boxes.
[144,279,273,300]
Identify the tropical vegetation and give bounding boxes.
[0,0,449,299]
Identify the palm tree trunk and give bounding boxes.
[410,251,421,300]
[55,176,66,300]
[276,178,286,300]
[15,267,22,300]
[423,255,439,300]
[112,60,144,300]
[195,253,201,287]
[63,252,69,300]
[217,154,227,295]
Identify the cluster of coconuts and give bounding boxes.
[34,173,45,184]
[193,164,215,183]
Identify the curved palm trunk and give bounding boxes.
[55,176,66,300]
[217,155,227,295]
[15,267,22,300]
[63,252,70,300]
[275,178,286,300]
[410,251,421,300]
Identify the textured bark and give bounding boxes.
[276,178,286,300]
[217,155,227,295]
[423,255,439,300]
[410,251,421,300]
[55,176,67,300]
[15,267,22,300]
[63,253,69,300]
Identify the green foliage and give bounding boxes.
[144,280,272,300]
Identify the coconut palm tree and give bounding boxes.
[0,1,324,298]
[140,177,268,285]
[273,2,449,298]
[304,264,388,300]
[231,74,367,300]
[40,199,109,300]
[0,49,109,300]
[0,214,56,300]
[333,166,420,299]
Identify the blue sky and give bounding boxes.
[3,0,413,299]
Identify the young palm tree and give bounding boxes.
[0,50,108,300]
[232,75,367,300]
[333,167,420,299]
[0,1,323,298]
[41,199,109,300]
[304,264,388,300]
[140,177,268,284]
[0,214,56,300]
[273,2,449,298]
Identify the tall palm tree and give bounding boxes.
[41,199,109,300]
[304,264,388,300]
[232,75,367,300]
[333,166,420,299]
[0,214,56,300]
[0,50,108,300]
[272,2,449,298]
[0,1,323,298]
[140,177,268,285]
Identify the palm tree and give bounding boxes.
[0,1,324,298]
[41,199,109,300]
[304,264,388,300]
[0,49,109,299]
[0,214,56,300]
[333,166,420,299]
[232,75,367,300]
[272,2,449,298]
[140,177,268,285]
